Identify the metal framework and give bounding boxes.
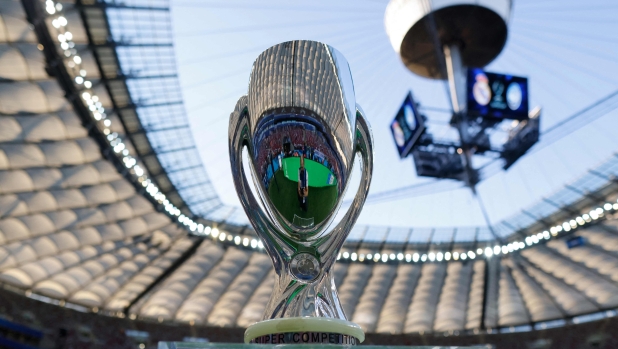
[75,0,221,220]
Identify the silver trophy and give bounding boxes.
[228,40,373,345]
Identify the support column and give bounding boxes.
[443,45,467,114]
[444,45,477,191]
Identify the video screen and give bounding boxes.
[390,92,425,158]
[467,68,529,120]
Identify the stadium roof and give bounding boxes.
[18,0,616,247]
[79,0,222,218]
[30,0,615,247]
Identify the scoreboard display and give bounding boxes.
[467,68,529,120]
[390,92,425,158]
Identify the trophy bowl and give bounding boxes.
[228,40,373,345]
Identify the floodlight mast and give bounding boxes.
[385,0,512,192]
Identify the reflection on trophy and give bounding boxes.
[229,40,373,345]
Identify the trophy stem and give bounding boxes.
[245,317,364,344]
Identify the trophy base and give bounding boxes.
[244,317,365,345]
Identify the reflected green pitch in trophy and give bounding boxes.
[228,40,373,345]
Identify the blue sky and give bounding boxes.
[170,0,618,229]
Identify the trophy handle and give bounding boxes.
[316,105,374,265]
[228,96,287,271]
